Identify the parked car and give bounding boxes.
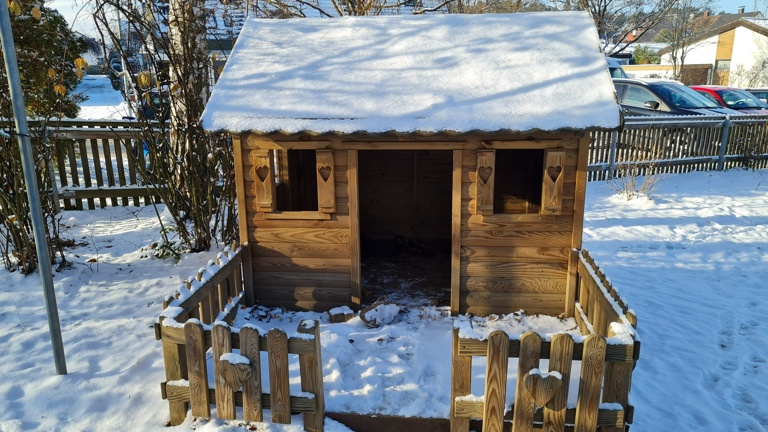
[607,57,629,79]
[745,88,768,104]
[139,89,170,122]
[612,78,741,116]
[691,85,768,114]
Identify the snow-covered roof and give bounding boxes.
[202,12,621,135]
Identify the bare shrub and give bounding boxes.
[92,0,238,257]
[610,142,666,200]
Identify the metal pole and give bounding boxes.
[0,3,67,374]
[608,131,619,180]
[717,116,731,171]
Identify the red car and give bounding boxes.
[690,85,768,114]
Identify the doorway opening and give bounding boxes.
[358,150,453,308]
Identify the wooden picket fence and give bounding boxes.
[50,120,164,210]
[155,243,325,431]
[450,249,639,432]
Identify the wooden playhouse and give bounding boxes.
[201,12,621,317]
[156,11,639,432]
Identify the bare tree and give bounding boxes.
[653,0,716,80]
[91,0,237,255]
[573,0,677,56]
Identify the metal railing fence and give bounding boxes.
[589,115,768,181]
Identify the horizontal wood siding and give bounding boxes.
[358,150,452,245]
[459,134,580,316]
[238,132,584,315]
[243,140,352,311]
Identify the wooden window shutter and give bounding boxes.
[316,150,335,213]
[475,150,495,216]
[250,150,276,212]
[541,149,565,215]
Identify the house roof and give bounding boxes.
[201,12,621,135]
[658,17,768,55]
[633,11,763,45]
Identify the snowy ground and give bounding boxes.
[74,75,133,120]
[0,76,766,431]
[583,170,768,431]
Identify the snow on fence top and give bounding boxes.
[202,12,621,135]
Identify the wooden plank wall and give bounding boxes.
[358,150,452,245]
[458,137,580,316]
[240,140,352,311]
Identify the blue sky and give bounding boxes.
[714,0,763,14]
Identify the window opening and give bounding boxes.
[275,149,318,211]
[493,149,543,214]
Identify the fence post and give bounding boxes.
[184,320,210,418]
[268,328,291,424]
[574,334,607,432]
[212,323,236,420]
[298,320,325,432]
[512,332,541,432]
[607,131,618,180]
[543,334,574,430]
[717,116,731,171]
[240,326,263,423]
[484,330,509,432]
[450,328,471,432]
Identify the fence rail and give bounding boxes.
[589,115,768,181]
[1,119,164,210]
[450,249,638,432]
[155,243,324,431]
[4,115,767,210]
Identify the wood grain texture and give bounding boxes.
[454,336,633,364]
[565,249,579,317]
[252,228,350,244]
[461,261,567,278]
[240,326,263,422]
[268,329,291,424]
[251,150,277,212]
[512,332,541,432]
[461,276,565,294]
[452,150,463,316]
[252,242,351,259]
[316,149,336,213]
[185,321,210,418]
[234,136,251,247]
[251,257,351,273]
[460,230,571,248]
[212,324,235,420]
[483,330,509,432]
[602,321,633,432]
[460,246,569,263]
[162,338,188,425]
[544,333,574,432]
[475,150,495,216]
[574,334,606,432]
[253,271,352,288]
[298,320,325,432]
[541,149,566,215]
[570,134,590,251]
[450,328,471,432]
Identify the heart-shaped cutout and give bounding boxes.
[546,166,562,183]
[218,358,252,390]
[523,369,562,407]
[318,165,332,182]
[256,166,270,183]
[478,166,493,184]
